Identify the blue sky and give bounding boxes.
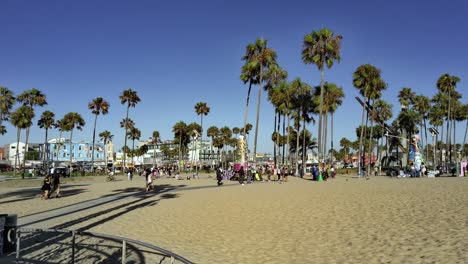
[1,0,467,153]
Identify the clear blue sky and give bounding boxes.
[1,0,467,153]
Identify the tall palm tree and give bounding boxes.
[302,28,343,160]
[195,102,210,140]
[99,130,113,172]
[17,88,47,171]
[437,74,460,157]
[428,103,445,166]
[413,95,431,160]
[290,78,314,173]
[242,38,278,162]
[88,97,110,170]
[372,100,393,167]
[173,121,189,172]
[127,126,141,166]
[321,83,345,163]
[352,64,383,175]
[240,62,258,155]
[119,88,141,170]
[219,126,232,168]
[37,110,55,171]
[151,130,160,169]
[10,106,34,177]
[207,125,219,166]
[0,87,15,135]
[63,112,85,168]
[54,118,68,162]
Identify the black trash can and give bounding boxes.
[1,214,17,255]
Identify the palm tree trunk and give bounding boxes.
[178,138,182,172]
[69,129,74,170]
[277,110,281,166]
[357,92,367,176]
[446,92,451,163]
[295,115,300,175]
[324,112,328,161]
[44,128,49,173]
[367,100,376,175]
[424,117,429,163]
[91,114,98,171]
[243,80,253,165]
[253,67,263,163]
[273,110,277,168]
[452,118,456,162]
[331,112,334,164]
[463,120,468,150]
[15,128,20,178]
[123,105,130,171]
[23,127,30,176]
[282,112,286,165]
[441,122,445,164]
[287,113,291,166]
[302,117,306,176]
[318,69,324,161]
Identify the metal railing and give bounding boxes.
[15,228,193,264]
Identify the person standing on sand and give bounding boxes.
[50,173,61,198]
[41,174,52,199]
[145,168,153,192]
[239,166,245,185]
[216,167,223,186]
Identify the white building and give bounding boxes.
[7,142,26,168]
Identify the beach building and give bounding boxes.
[46,138,107,165]
[6,142,26,167]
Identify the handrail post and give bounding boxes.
[71,230,76,264]
[15,229,20,260]
[122,240,126,264]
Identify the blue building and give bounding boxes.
[46,139,106,163]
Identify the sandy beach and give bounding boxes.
[1,173,467,263]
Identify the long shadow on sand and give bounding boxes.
[0,184,89,205]
[16,191,180,263]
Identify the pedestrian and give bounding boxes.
[50,173,61,198]
[216,167,223,186]
[128,170,133,181]
[41,174,52,199]
[283,166,289,182]
[145,168,153,192]
[239,166,245,185]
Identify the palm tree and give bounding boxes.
[413,95,431,160]
[17,88,47,171]
[63,112,85,168]
[127,126,141,166]
[173,121,189,172]
[320,83,345,163]
[151,130,160,169]
[119,88,141,170]
[54,118,68,162]
[241,38,278,162]
[232,127,240,138]
[88,97,110,170]
[99,130,114,172]
[437,74,460,155]
[339,137,352,161]
[240,61,258,153]
[0,87,15,135]
[37,110,55,171]
[352,64,384,175]
[10,106,34,177]
[290,78,314,173]
[219,126,232,168]
[195,102,210,139]
[302,28,343,160]
[207,126,219,166]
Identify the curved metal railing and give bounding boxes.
[14,227,193,263]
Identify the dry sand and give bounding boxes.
[1,174,467,263]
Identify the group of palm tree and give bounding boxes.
[239,28,344,173]
[1,27,467,177]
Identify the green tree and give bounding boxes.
[37,110,55,170]
[99,130,113,172]
[119,88,141,170]
[413,95,431,160]
[173,121,190,171]
[88,97,110,170]
[195,102,210,139]
[151,130,160,169]
[127,126,141,164]
[302,28,342,160]
[63,112,85,167]
[0,87,15,135]
[10,106,34,177]
[17,88,47,171]
[241,38,278,162]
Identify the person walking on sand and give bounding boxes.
[145,168,153,192]
[128,169,133,181]
[41,174,52,199]
[216,167,223,186]
[239,166,245,185]
[50,173,61,198]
